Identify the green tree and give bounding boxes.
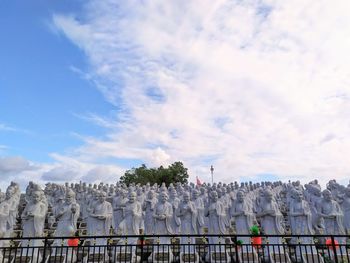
[119,161,189,186]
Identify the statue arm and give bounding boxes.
[152,205,162,219]
[289,204,302,216]
[167,203,173,218]
[107,203,113,218]
[0,205,9,216]
[134,203,142,218]
[38,204,47,219]
[217,203,226,217]
[175,206,183,217]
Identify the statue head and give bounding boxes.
[236,190,245,203]
[98,191,107,203]
[160,192,168,203]
[264,189,273,202]
[292,190,303,202]
[183,192,190,203]
[66,189,76,204]
[216,188,222,198]
[128,191,137,203]
[322,189,332,201]
[192,189,199,199]
[345,187,350,197]
[5,187,14,200]
[32,191,42,204]
[148,190,155,199]
[210,191,218,202]
[170,189,177,198]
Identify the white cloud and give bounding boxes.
[0,156,37,174]
[0,154,125,190]
[0,123,17,132]
[51,0,350,187]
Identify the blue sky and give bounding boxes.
[0,0,116,162]
[1,0,350,188]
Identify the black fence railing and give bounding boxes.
[0,234,349,263]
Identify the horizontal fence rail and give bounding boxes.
[0,234,349,263]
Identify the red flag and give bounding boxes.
[196,176,202,186]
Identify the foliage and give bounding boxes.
[250,225,260,236]
[119,162,189,186]
[236,240,243,245]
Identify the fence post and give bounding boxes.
[42,236,47,263]
[233,235,239,263]
[331,236,338,263]
[140,232,144,262]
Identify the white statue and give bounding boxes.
[191,190,205,234]
[230,190,257,250]
[54,189,80,238]
[143,190,157,234]
[317,189,345,239]
[88,191,113,245]
[112,189,127,232]
[176,191,198,259]
[151,191,174,262]
[21,190,47,262]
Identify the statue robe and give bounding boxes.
[153,201,174,234]
[90,201,113,236]
[21,201,46,238]
[55,202,80,237]
[193,197,205,233]
[206,201,227,235]
[143,197,157,234]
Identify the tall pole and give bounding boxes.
[210,165,214,185]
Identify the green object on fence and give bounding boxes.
[250,225,260,235]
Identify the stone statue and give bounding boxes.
[191,190,205,234]
[116,192,143,262]
[153,192,173,242]
[143,190,157,234]
[257,189,290,262]
[205,191,230,262]
[289,190,314,236]
[117,191,143,238]
[317,189,345,237]
[0,192,10,246]
[169,189,181,234]
[4,186,19,236]
[54,189,80,238]
[176,192,198,261]
[289,190,322,262]
[21,190,47,262]
[339,187,350,234]
[112,189,127,232]
[151,192,174,262]
[21,190,47,238]
[230,190,257,250]
[176,192,197,231]
[88,191,113,245]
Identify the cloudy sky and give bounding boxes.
[1,0,350,189]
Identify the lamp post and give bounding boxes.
[210,165,214,185]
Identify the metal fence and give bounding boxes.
[0,234,349,263]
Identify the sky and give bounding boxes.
[1,0,350,189]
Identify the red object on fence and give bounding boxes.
[325,239,339,250]
[138,239,146,246]
[251,237,262,248]
[68,238,80,247]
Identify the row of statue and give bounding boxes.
[0,179,350,261]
